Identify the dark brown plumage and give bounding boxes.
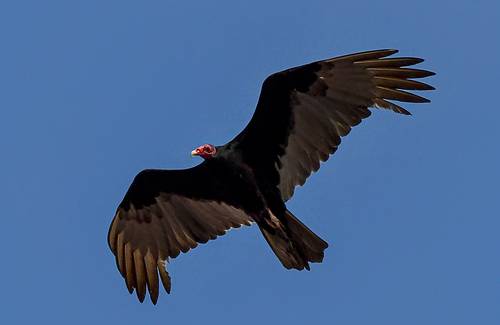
[107,49,435,304]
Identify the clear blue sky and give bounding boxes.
[1,1,498,324]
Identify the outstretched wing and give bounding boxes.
[230,49,435,200]
[107,164,253,304]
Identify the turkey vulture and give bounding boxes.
[108,49,435,304]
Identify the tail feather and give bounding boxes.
[259,210,328,270]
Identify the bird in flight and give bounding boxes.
[108,49,435,304]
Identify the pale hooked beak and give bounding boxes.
[191,149,200,157]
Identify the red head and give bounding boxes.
[191,144,217,159]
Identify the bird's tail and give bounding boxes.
[258,210,328,270]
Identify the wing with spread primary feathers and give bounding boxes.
[107,164,253,304]
[230,49,435,200]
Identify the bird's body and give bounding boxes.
[108,49,435,304]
